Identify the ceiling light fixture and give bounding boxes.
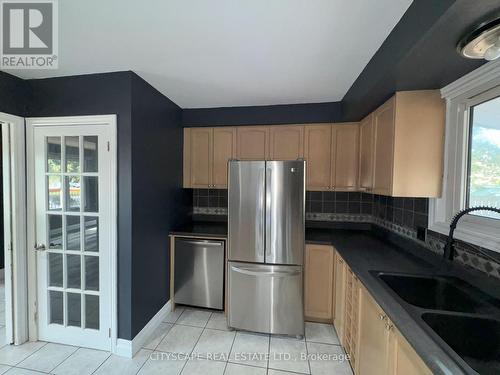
[458,17,500,61]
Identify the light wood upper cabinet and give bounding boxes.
[183,90,444,196]
[373,97,396,196]
[269,125,304,160]
[212,127,236,188]
[183,127,235,188]
[236,126,269,160]
[357,285,390,375]
[334,252,346,343]
[388,322,433,375]
[184,128,212,188]
[332,123,359,191]
[372,91,445,197]
[303,123,359,191]
[359,114,374,191]
[304,244,334,322]
[304,124,332,191]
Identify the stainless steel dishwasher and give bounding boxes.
[174,238,225,309]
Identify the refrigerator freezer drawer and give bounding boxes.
[228,262,304,336]
[174,238,224,309]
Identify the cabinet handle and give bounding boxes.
[379,313,387,321]
[385,322,394,331]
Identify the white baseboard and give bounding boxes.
[114,300,171,358]
[114,338,133,358]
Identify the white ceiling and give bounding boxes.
[8,0,412,108]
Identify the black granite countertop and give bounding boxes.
[169,221,228,238]
[170,222,500,374]
[306,227,500,375]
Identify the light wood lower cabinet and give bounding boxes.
[388,326,433,375]
[333,253,346,341]
[343,268,361,369]
[304,244,334,322]
[332,251,434,375]
[358,285,390,375]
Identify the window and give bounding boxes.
[466,95,500,219]
[429,60,500,253]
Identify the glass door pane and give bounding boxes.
[44,135,101,330]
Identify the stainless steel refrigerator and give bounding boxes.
[227,160,305,337]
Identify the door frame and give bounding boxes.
[26,115,118,352]
[0,112,27,345]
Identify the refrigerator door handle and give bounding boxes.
[265,166,272,258]
[230,264,301,277]
[258,167,265,258]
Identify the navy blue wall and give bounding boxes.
[27,72,136,339]
[130,74,190,337]
[0,71,30,116]
[341,0,498,121]
[27,71,190,339]
[182,102,342,127]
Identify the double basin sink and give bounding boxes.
[375,272,500,374]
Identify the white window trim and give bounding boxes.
[429,59,500,252]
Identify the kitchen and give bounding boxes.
[0,1,499,375]
[169,86,500,375]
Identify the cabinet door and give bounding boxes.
[304,244,334,321]
[343,269,361,370]
[304,125,332,191]
[212,127,236,188]
[332,123,359,191]
[373,97,395,195]
[236,126,269,160]
[269,125,304,160]
[333,253,346,342]
[357,286,390,375]
[388,327,433,375]
[359,114,374,191]
[189,128,213,188]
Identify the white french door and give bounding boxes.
[27,116,116,351]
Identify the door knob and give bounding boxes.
[34,243,46,252]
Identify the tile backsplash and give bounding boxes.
[191,188,500,279]
[192,188,228,215]
[305,192,428,233]
[192,189,428,234]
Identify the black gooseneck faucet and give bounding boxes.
[443,206,500,261]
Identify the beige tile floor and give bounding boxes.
[0,306,353,375]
